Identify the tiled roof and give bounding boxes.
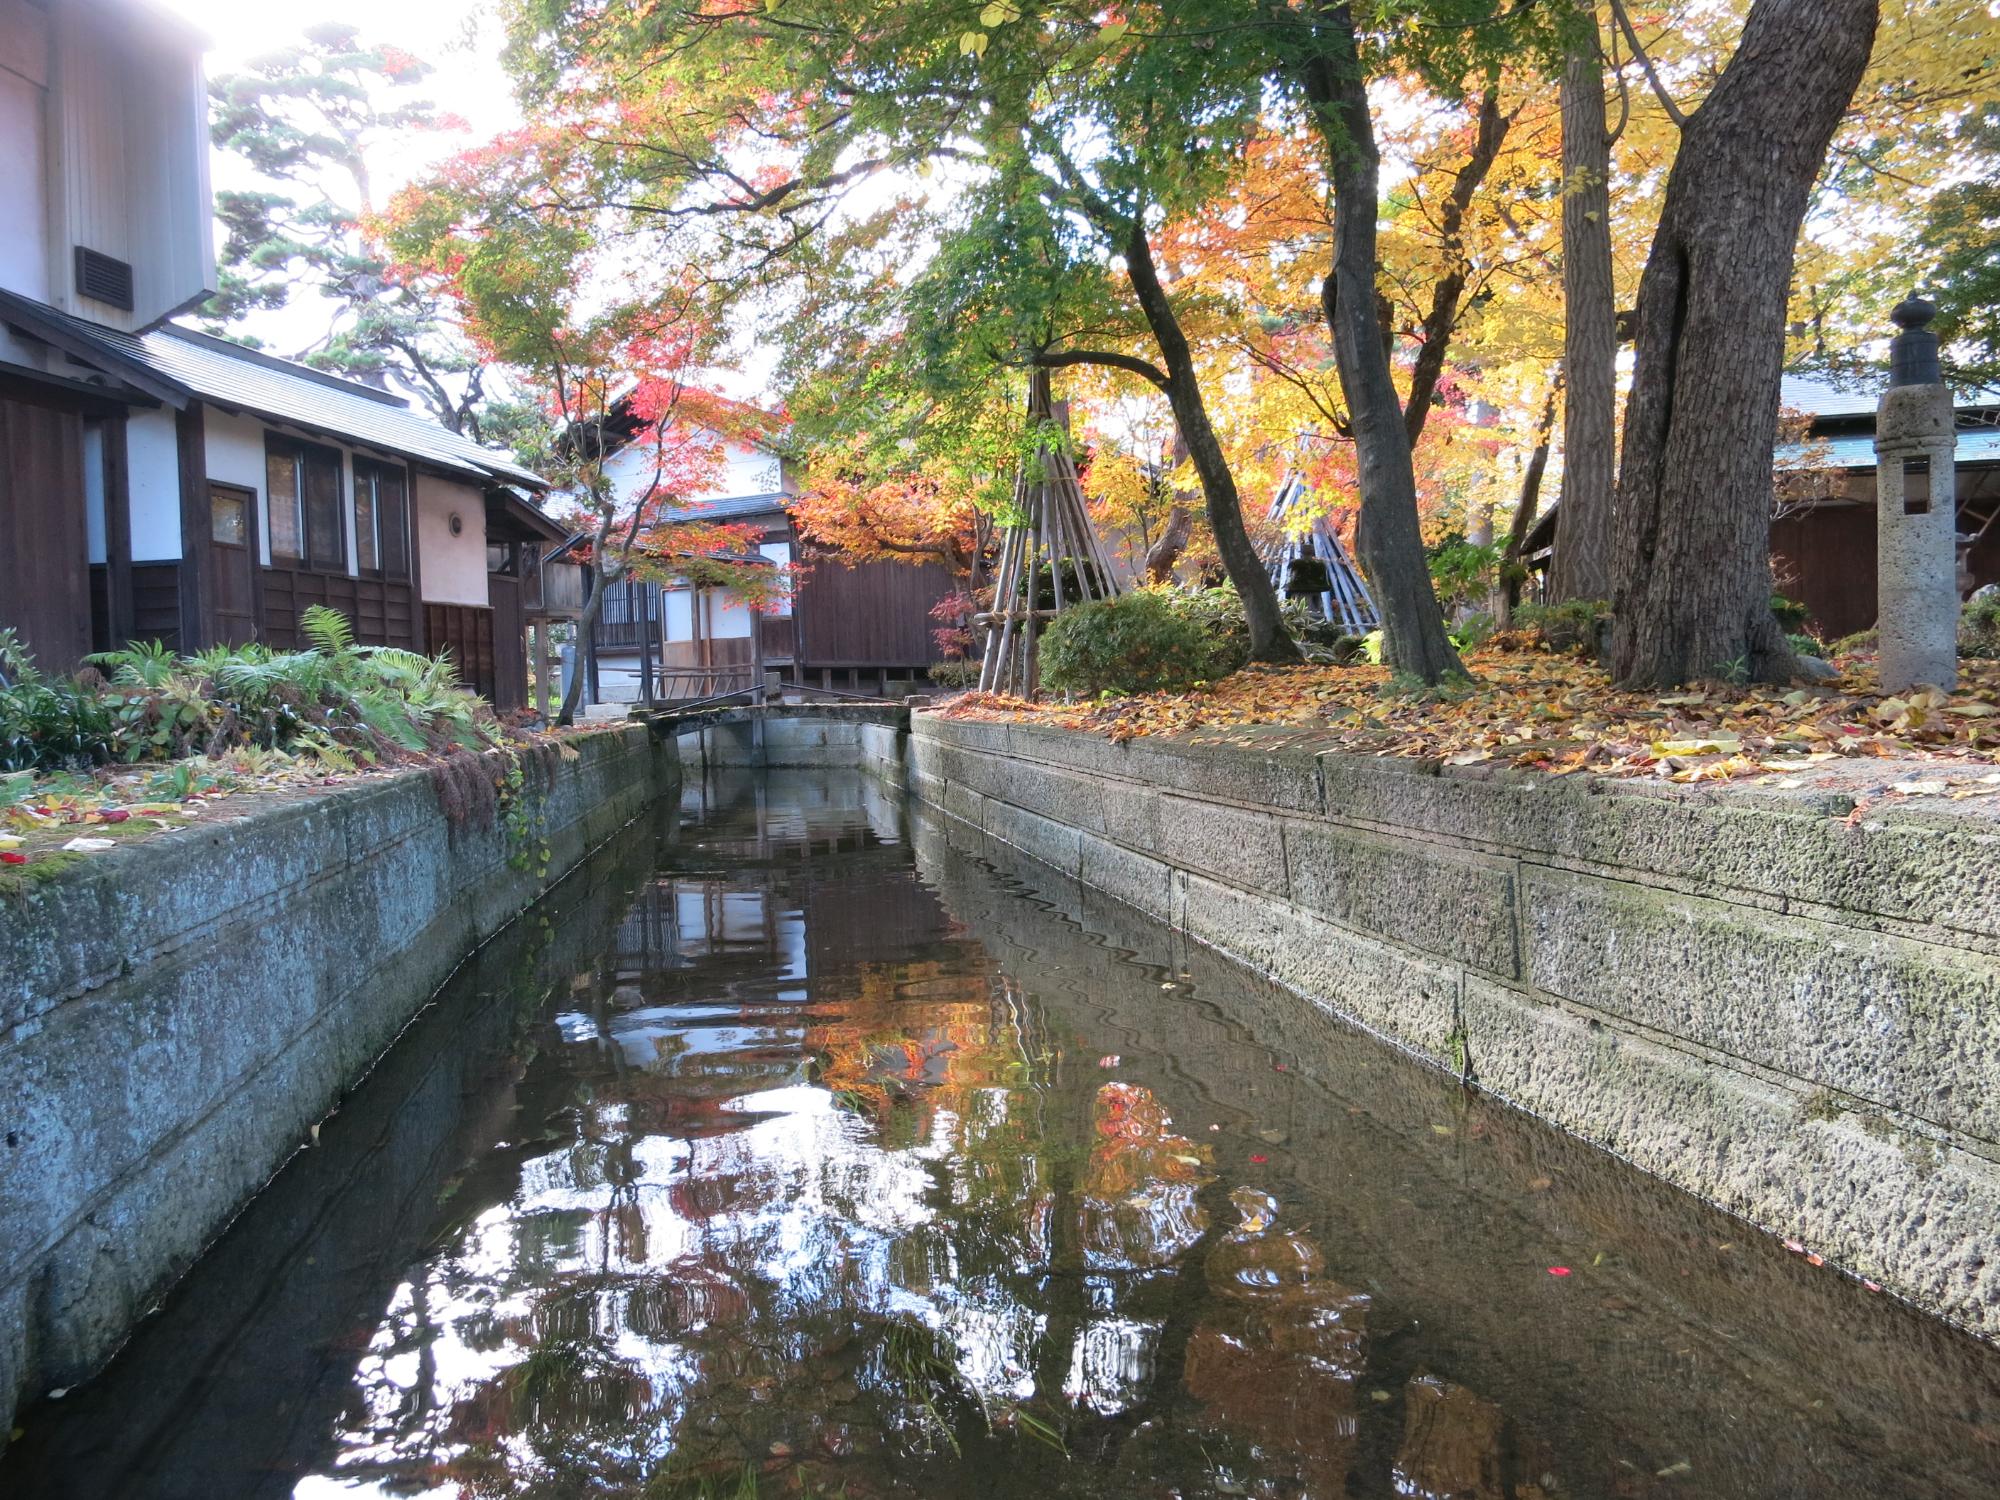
[0,291,545,489]
[654,491,791,523]
[1779,426,2000,471]
[1782,371,2000,421]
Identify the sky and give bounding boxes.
[158,0,803,405]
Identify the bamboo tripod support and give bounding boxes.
[1263,471,1379,636]
[976,372,1126,698]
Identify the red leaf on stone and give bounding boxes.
[0,851,25,865]
[1249,1154,1268,1164]
[1547,1266,1572,1277]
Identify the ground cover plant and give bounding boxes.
[0,607,570,877]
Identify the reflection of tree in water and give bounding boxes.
[311,797,1551,1499]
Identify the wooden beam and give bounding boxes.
[175,400,208,651]
[103,414,132,647]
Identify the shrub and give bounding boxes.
[1787,632,1826,660]
[927,659,981,691]
[1961,593,2000,658]
[1427,535,1504,614]
[1831,627,1878,656]
[1513,599,1608,656]
[1771,592,1811,631]
[1040,589,1234,697]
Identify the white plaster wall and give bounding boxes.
[415,474,488,607]
[689,441,783,502]
[704,590,753,639]
[203,407,271,562]
[124,406,181,561]
[602,435,786,509]
[0,64,48,301]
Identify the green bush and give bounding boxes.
[1961,593,2000,658]
[1787,632,1826,660]
[1771,593,1811,631]
[1428,536,1505,614]
[1513,599,1608,656]
[0,607,498,775]
[1040,589,1235,697]
[926,659,981,690]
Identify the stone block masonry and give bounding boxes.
[909,712,2000,1341]
[0,726,679,1429]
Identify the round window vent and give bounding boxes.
[448,511,464,537]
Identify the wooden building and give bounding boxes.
[1522,374,2000,641]
[1765,375,2000,641]
[0,0,575,713]
[587,456,955,703]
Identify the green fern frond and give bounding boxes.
[300,604,356,656]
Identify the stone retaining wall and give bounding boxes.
[909,712,2000,1340]
[0,726,679,1426]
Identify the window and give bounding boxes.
[1903,456,1932,516]
[266,439,346,570]
[352,458,411,579]
[759,540,794,616]
[211,487,247,545]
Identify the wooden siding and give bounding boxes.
[130,562,182,650]
[488,574,526,712]
[794,552,953,669]
[0,395,90,670]
[1770,503,1877,642]
[426,602,499,703]
[262,566,420,651]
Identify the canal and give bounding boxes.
[6,770,1999,1498]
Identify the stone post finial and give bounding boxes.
[1889,294,1941,387]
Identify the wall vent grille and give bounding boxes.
[74,246,135,311]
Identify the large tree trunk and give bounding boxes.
[1610,0,1878,688]
[1300,8,1464,683]
[1122,224,1299,662]
[1549,7,1618,604]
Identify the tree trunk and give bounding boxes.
[1144,504,1195,583]
[1403,88,1510,448]
[1497,375,1561,627]
[558,569,608,726]
[1300,9,1464,683]
[1121,224,1299,662]
[1549,7,1618,605]
[1610,0,1878,688]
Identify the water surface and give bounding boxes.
[8,770,1999,1499]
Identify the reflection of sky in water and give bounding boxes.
[290,794,1275,1499]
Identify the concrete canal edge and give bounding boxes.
[0,724,680,1429]
[902,711,2000,1343]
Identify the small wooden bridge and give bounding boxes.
[634,684,915,770]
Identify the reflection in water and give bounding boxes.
[8,770,2000,1499]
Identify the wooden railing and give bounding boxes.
[646,664,760,702]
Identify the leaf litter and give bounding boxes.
[940,648,2000,791]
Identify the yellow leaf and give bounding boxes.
[1947,702,1998,717]
[1098,18,1130,44]
[1653,735,1741,756]
[959,30,988,56]
[979,0,1020,25]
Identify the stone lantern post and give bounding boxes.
[1875,297,1958,693]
